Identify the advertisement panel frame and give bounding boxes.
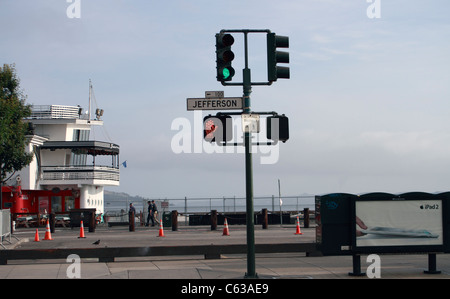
[351,192,447,254]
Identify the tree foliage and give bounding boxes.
[0,64,33,183]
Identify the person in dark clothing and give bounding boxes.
[146,200,158,226]
[150,200,158,226]
[128,203,136,215]
[146,201,151,226]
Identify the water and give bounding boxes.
[104,196,315,215]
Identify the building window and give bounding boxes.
[51,196,62,212]
[71,129,90,166]
[39,197,49,214]
[73,129,90,141]
[65,196,75,211]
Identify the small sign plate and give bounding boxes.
[242,114,260,133]
[205,91,224,98]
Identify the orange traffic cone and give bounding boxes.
[157,217,165,237]
[34,229,40,242]
[295,216,303,235]
[43,219,53,240]
[78,221,86,238]
[222,218,230,236]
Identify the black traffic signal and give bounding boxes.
[267,114,289,143]
[204,114,232,143]
[267,33,290,82]
[216,33,235,82]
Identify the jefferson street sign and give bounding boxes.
[186,97,243,111]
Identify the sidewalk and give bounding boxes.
[1,224,450,279]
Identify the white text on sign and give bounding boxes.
[187,97,243,111]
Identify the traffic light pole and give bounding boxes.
[221,29,266,278]
[242,31,257,278]
[214,28,289,278]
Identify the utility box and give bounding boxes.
[162,212,172,228]
[315,193,356,256]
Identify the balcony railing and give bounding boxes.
[28,105,81,120]
[41,166,120,182]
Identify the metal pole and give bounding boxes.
[88,79,92,121]
[185,197,187,226]
[348,254,365,276]
[278,179,282,226]
[242,31,257,279]
[424,253,441,274]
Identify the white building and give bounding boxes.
[6,104,120,215]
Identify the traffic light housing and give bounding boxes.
[267,33,290,82]
[267,114,289,143]
[204,114,232,143]
[216,33,235,82]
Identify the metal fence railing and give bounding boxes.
[104,195,315,216]
[1,210,12,249]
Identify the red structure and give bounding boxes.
[1,185,80,226]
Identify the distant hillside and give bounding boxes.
[104,190,150,211]
[104,190,150,201]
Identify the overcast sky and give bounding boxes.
[1,1,450,199]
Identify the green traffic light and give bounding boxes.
[223,68,230,79]
[216,32,235,82]
[220,66,234,81]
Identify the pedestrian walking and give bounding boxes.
[146,201,152,226]
[150,200,158,226]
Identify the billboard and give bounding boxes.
[354,199,443,251]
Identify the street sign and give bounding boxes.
[241,114,260,133]
[186,97,243,111]
[205,91,224,98]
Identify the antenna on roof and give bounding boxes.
[88,79,92,121]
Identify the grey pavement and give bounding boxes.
[1,224,450,279]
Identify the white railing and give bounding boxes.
[28,105,80,120]
[41,166,120,182]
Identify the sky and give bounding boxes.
[1,0,450,199]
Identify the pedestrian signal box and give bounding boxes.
[203,114,232,144]
[267,114,289,143]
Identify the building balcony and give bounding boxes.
[41,141,119,155]
[39,140,120,187]
[41,165,120,186]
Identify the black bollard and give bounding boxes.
[261,208,268,229]
[303,208,310,228]
[172,210,178,231]
[129,210,135,232]
[211,210,217,231]
[49,213,56,233]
